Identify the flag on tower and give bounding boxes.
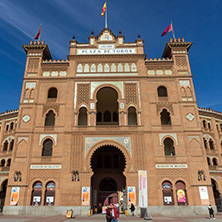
[34,25,42,40]
[101,2,107,17]
[161,23,172,37]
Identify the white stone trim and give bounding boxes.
[159,133,178,145]
[39,134,57,146]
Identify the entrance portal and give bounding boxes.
[211,178,222,212]
[0,179,8,212]
[91,145,126,211]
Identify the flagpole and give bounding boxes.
[171,21,175,39]
[105,1,107,28]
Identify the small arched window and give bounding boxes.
[104,111,111,122]
[220,124,222,131]
[207,157,211,166]
[47,88,57,99]
[203,120,207,129]
[45,181,56,206]
[31,181,42,206]
[175,181,188,206]
[9,140,14,151]
[0,159,5,167]
[164,138,175,156]
[42,139,53,157]
[97,112,102,122]
[213,158,218,166]
[6,125,9,131]
[209,139,214,150]
[7,159,11,166]
[45,110,55,126]
[203,138,208,149]
[161,109,171,125]
[208,122,211,130]
[158,86,168,97]
[3,141,8,151]
[10,122,14,130]
[162,181,174,205]
[113,112,119,122]
[78,107,87,126]
[128,107,137,125]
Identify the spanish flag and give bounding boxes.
[101,2,107,17]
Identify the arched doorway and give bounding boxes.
[91,145,126,212]
[0,179,8,212]
[211,178,222,211]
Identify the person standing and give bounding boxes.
[129,203,135,216]
[111,205,119,222]
[106,206,112,222]
[208,204,215,219]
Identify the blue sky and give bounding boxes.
[0,0,221,113]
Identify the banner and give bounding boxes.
[199,186,209,205]
[128,186,136,205]
[10,187,20,206]
[82,187,90,205]
[138,170,148,207]
[177,189,186,203]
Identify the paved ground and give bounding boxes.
[0,214,222,222]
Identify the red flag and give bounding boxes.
[34,26,41,40]
[101,2,107,17]
[161,24,172,37]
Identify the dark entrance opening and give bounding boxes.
[91,145,126,212]
[0,179,8,212]
[211,178,222,212]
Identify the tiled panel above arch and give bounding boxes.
[77,84,90,106]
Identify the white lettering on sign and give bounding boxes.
[156,164,188,169]
[30,165,61,169]
[77,48,137,55]
[98,44,115,49]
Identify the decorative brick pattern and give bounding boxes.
[77,84,90,105]
[28,58,39,69]
[175,56,187,67]
[43,104,59,116]
[125,83,137,105]
[29,169,60,182]
[132,135,147,170]
[71,136,83,171]
[156,103,174,115]
[156,169,189,181]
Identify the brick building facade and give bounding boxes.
[0,28,222,216]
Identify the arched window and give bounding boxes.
[175,181,188,206]
[3,141,8,151]
[203,120,207,129]
[7,158,11,166]
[6,125,9,131]
[9,140,14,151]
[10,122,14,130]
[161,109,171,125]
[97,112,102,122]
[208,122,211,130]
[158,86,168,97]
[128,107,137,125]
[96,87,119,125]
[45,110,55,126]
[113,112,119,122]
[25,89,29,98]
[181,87,186,98]
[45,181,55,206]
[220,124,222,131]
[42,139,53,157]
[104,111,111,122]
[186,87,192,98]
[0,159,5,167]
[47,87,57,99]
[209,139,214,150]
[207,157,211,165]
[164,138,175,156]
[162,181,174,205]
[213,158,218,166]
[203,138,208,149]
[78,107,87,126]
[31,181,42,206]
